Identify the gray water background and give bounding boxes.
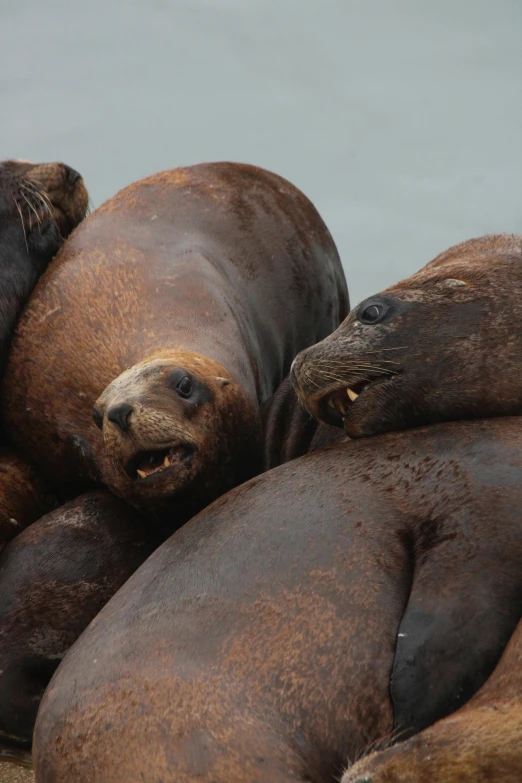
[2,0,521,306]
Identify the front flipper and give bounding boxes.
[391,519,522,738]
[261,374,318,469]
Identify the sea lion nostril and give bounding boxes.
[92,406,104,430]
[64,165,81,187]
[107,403,133,433]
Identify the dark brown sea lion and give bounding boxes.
[291,234,522,438]
[33,418,522,783]
[2,162,348,522]
[0,491,160,763]
[342,616,522,783]
[0,159,88,377]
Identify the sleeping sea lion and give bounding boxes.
[0,159,88,378]
[33,418,522,782]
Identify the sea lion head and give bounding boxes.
[292,234,522,438]
[93,350,263,515]
[0,159,89,265]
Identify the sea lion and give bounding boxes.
[2,162,348,522]
[291,234,522,438]
[0,159,88,377]
[0,491,160,763]
[342,616,522,783]
[33,418,522,783]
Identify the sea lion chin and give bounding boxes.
[292,233,522,438]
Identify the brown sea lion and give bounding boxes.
[342,616,522,783]
[0,491,160,763]
[0,159,88,378]
[291,234,522,438]
[2,162,348,522]
[33,418,522,783]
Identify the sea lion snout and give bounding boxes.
[93,351,262,511]
[63,164,82,187]
[291,297,407,436]
[17,160,89,234]
[95,358,207,490]
[106,402,133,433]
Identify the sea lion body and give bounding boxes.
[342,616,522,783]
[0,491,160,761]
[33,418,522,783]
[292,234,522,438]
[2,163,348,521]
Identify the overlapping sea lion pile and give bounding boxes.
[0,158,520,782]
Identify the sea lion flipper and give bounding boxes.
[391,543,522,739]
[260,374,318,469]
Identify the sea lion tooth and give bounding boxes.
[136,469,147,479]
[347,388,359,402]
[163,456,170,468]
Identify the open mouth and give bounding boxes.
[319,373,398,425]
[125,445,193,481]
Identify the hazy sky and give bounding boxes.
[2,0,521,306]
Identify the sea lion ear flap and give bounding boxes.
[215,377,230,387]
[441,278,467,289]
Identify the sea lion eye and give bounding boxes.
[360,304,383,324]
[176,376,192,398]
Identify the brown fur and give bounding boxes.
[2,162,348,523]
[0,491,161,760]
[33,418,522,783]
[0,159,88,379]
[0,452,56,552]
[342,617,522,783]
[291,234,522,438]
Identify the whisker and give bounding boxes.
[20,183,51,218]
[14,198,28,251]
[21,181,53,216]
[313,358,403,365]
[20,190,42,227]
[364,347,409,352]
